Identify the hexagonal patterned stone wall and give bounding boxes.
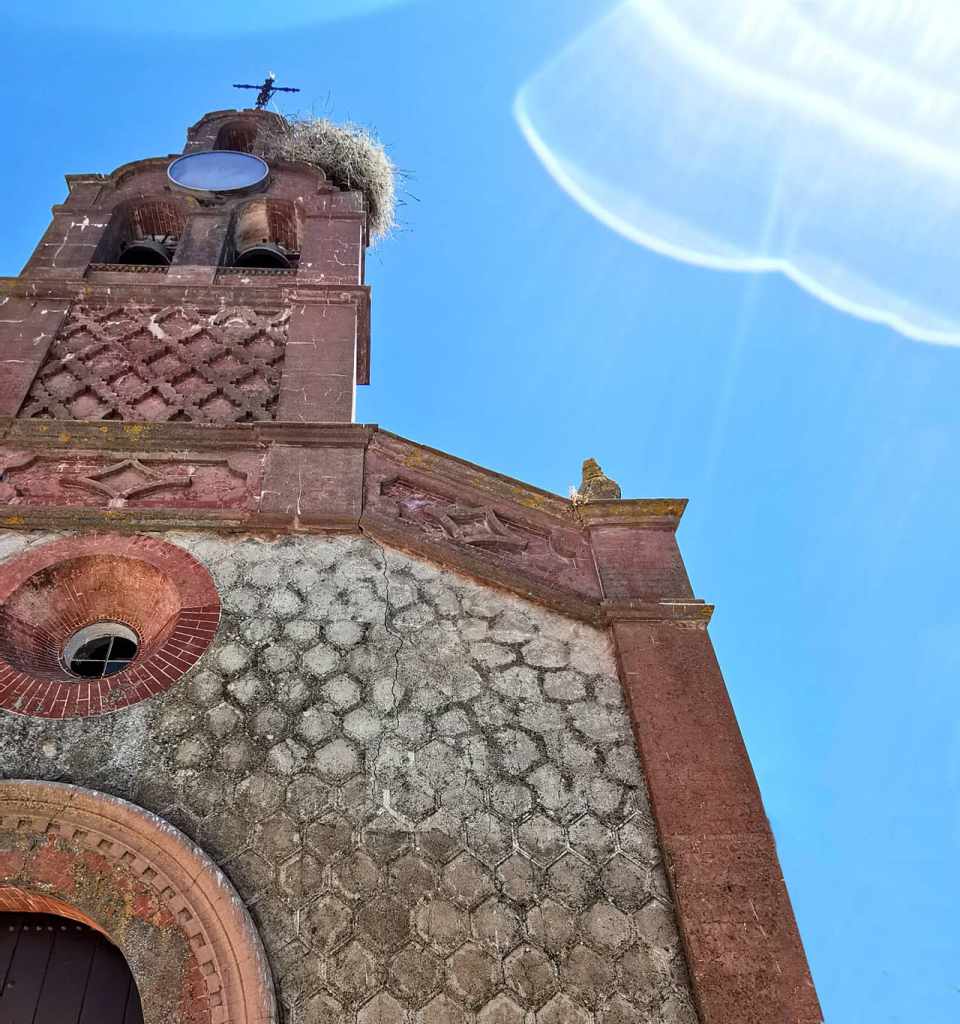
[0,530,697,1023]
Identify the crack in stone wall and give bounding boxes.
[0,529,698,1024]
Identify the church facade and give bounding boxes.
[0,108,820,1023]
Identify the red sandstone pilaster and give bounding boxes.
[260,443,365,527]
[611,620,822,1024]
[169,210,231,281]
[299,210,365,285]
[586,499,822,1024]
[579,500,693,599]
[21,210,105,279]
[0,301,69,416]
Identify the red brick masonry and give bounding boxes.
[0,534,219,718]
[0,780,276,1024]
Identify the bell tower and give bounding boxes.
[8,107,368,427]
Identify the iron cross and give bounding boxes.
[233,72,300,110]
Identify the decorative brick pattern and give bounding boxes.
[19,303,288,423]
[0,531,697,1023]
[216,267,296,279]
[88,264,170,275]
[0,780,277,1024]
[0,534,219,718]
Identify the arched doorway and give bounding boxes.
[0,781,277,1024]
[0,913,143,1022]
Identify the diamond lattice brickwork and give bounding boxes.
[20,303,288,422]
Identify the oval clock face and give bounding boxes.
[167,150,269,193]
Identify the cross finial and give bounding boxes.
[232,72,301,110]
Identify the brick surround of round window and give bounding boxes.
[0,534,219,718]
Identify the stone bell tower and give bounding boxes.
[0,105,821,1024]
[10,106,366,427]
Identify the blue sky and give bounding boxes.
[4,2,959,1020]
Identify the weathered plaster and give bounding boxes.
[0,529,697,1023]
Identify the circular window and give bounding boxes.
[0,534,220,719]
[63,623,140,679]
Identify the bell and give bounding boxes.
[118,239,171,266]
[235,243,292,269]
[233,198,298,268]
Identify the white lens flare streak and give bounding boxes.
[515,0,960,345]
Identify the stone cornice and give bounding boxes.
[0,418,374,451]
[0,418,707,626]
[0,276,369,305]
[372,431,577,523]
[601,598,713,625]
[359,514,601,625]
[576,497,687,529]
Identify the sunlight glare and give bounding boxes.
[515,0,960,344]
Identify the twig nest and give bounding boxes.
[263,116,396,241]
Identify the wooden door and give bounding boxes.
[0,913,143,1023]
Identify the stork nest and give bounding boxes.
[262,116,396,241]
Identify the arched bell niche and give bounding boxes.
[214,119,259,154]
[229,197,301,269]
[92,197,189,268]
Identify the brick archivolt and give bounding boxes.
[20,303,288,423]
[0,780,276,1024]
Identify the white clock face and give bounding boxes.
[168,151,269,193]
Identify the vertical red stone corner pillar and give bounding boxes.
[582,498,823,1024]
[20,177,112,280]
[298,193,366,286]
[0,300,69,417]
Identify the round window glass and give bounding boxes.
[167,151,269,193]
[63,623,139,679]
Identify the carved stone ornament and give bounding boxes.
[0,450,259,510]
[60,458,192,500]
[380,477,579,563]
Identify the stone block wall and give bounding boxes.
[0,529,697,1023]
